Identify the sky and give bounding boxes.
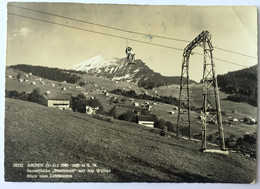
[6,2,257,82]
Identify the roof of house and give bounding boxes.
[137,115,156,122]
[46,93,71,100]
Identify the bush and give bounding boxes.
[16,73,21,80]
[165,121,174,132]
[118,110,136,122]
[108,106,118,119]
[155,119,165,129]
[79,81,86,86]
[27,88,47,106]
[93,114,113,123]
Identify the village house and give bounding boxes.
[137,115,155,128]
[47,99,70,110]
[133,102,139,107]
[86,106,99,115]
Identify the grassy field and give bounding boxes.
[5,98,256,182]
[5,68,257,140]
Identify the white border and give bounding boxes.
[0,1,259,189]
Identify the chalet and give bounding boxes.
[146,105,152,111]
[86,106,99,115]
[51,83,55,87]
[47,99,70,110]
[134,102,139,107]
[18,79,23,82]
[47,94,71,110]
[31,82,36,85]
[137,115,155,128]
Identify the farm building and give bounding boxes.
[47,99,70,110]
[169,111,175,115]
[137,115,155,128]
[86,106,99,115]
[146,105,152,111]
[134,102,139,107]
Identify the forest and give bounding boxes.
[217,65,257,106]
[9,64,81,83]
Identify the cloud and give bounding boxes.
[12,27,32,37]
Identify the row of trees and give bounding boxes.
[111,89,179,105]
[138,77,196,90]
[5,88,47,106]
[108,107,175,133]
[10,64,81,84]
[71,94,104,114]
[225,133,256,158]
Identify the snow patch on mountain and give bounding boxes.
[70,55,120,72]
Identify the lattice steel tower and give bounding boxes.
[176,31,225,151]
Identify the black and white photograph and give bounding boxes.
[2,0,258,185]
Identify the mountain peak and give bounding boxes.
[69,56,183,87]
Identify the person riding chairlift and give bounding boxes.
[125,47,136,64]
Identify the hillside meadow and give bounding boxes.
[5,98,256,182]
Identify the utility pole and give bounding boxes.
[176,31,226,151]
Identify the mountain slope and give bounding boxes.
[5,98,256,182]
[217,65,258,106]
[70,55,194,88]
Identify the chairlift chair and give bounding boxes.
[125,32,136,65]
[125,46,136,65]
